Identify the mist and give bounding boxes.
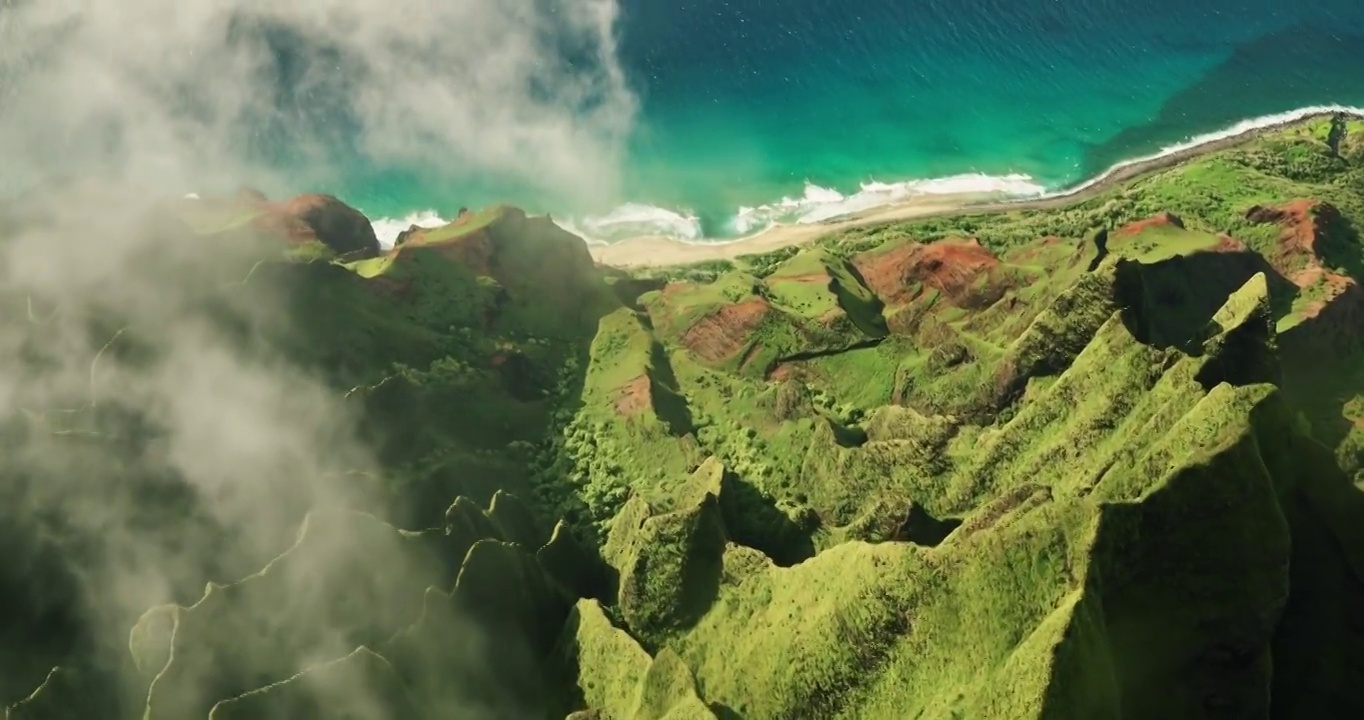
[0,0,630,714]
[0,0,637,205]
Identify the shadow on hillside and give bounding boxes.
[711,703,745,720]
[1086,228,1110,272]
[1280,301,1364,462]
[0,510,86,707]
[1314,209,1364,285]
[827,418,870,448]
[1267,427,1364,718]
[721,475,817,567]
[892,503,963,548]
[1114,253,1296,353]
[830,261,890,338]
[648,340,696,437]
[603,272,667,311]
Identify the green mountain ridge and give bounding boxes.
[2,117,1364,718]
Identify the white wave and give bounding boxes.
[730,182,844,235]
[1048,104,1364,199]
[183,192,200,200]
[552,173,1046,245]
[387,104,1364,247]
[554,203,703,245]
[369,209,448,249]
[731,173,1045,235]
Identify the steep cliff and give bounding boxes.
[2,117,1364,720]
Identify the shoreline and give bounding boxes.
[590,107,1364,269]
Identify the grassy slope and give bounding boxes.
[549,117,1364,718]
[6,117,1364,719]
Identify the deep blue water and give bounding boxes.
[344,0,1364,242]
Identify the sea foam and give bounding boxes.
[1047,104,1364,199]
[733,173,1046,232]
[369,209,448,249]
[553,172,1046,245]
[367,104,1364,247]
[365,203,705,248]
[554,203,704,245]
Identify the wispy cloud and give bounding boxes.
[0,0,637,206]
[0,0,622,709]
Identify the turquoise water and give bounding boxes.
[330,0,1364,243]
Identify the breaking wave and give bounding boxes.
[547,172,1045,245]
[366,105,1364,247]
[1046,104,1364,199]
[369,209,449,249]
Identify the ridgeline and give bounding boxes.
[3,118,1364,719]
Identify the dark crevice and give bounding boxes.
[828,260,890,338]
[1086,227,1110,272]
[605,273,666,313]
[1327,112,1348,158]
[772,336,886,367]
[718,473,817,567]
[647,340,694,437]
[827,418,869,448]
[1113,254,1294,353]
[890,503,963,547]
[710,702,745,720]
[1193,314,1281,391]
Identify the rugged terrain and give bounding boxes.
[2,117,1364,719]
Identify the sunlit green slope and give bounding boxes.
[3,116,1364,720]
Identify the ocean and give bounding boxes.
[344,0,1364,246]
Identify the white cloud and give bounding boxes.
[0,0,625,705]
[0,0,637,206]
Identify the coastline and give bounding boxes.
[590,107,1364,269]
[586,194,995,268]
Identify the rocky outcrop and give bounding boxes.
[413,226,496,274]
[680,299,770,363]
[253,194,381,259]
[853,236,1012,312]
[1244,200,1362,287]
[602,492,726,648]
[559,600,717,720]
[988,261,1121,410]
[1244,199,1364,351]
[1115,211,1185,236]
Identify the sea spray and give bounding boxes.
[364,105,1364,247]
[538,106,1364,245]
[547,173,1046,245]
[1047,105,1364,200]
[369,210,449,249]
[555,204,704,245]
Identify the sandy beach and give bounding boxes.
[591,109,1363,269]
[588,194,992,268]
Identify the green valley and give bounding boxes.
[1,116,1363,719]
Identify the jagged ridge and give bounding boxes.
[4,115,1364,720]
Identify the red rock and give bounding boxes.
[1245,199,1347,287]
[853,237,1004,309]
[681,298,770,363]
[1114,211,1185,237]
[254,194,380,259]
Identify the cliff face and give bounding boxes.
[3,120,1364,719]
[251,193,383,259]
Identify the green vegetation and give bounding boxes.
[3,116,1364,719]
